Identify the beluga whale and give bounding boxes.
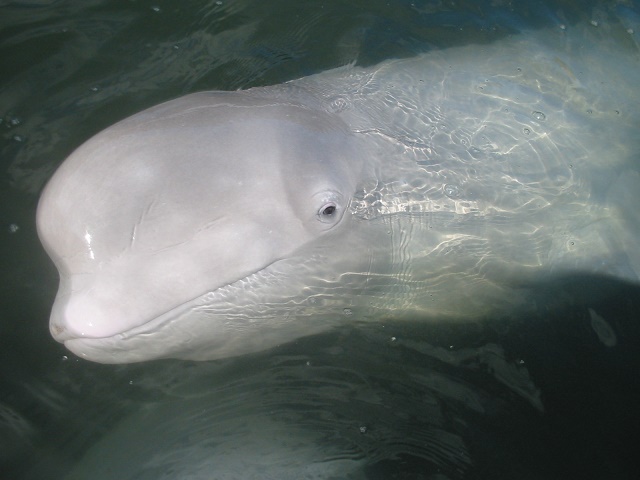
[37,19,640,364]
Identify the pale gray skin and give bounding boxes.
[37,24,640,363]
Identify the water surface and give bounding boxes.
[1,1,640,478]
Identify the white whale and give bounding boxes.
[37,22,640,363]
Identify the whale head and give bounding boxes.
[37,91,364,363]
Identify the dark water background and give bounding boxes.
[1,0,640,478]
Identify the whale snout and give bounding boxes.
[49,290,130,341]
[47,270,165,342]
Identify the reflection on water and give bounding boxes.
[1,0,640,478]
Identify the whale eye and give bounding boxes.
[317,202,338,223]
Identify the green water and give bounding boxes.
[1,1,640,478]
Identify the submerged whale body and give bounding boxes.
[37,22,640,363]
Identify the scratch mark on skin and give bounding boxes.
[130,201,157,249]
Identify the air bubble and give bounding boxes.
[443,184,460,198]
[469,146,482,158]
[327,96,350,113]
[523,128,531,135]
[531,111,546,121]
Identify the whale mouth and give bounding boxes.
[49,285,218,344]
[60,288,224,363]
[55,261,288,363]
[50,254,285,342]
